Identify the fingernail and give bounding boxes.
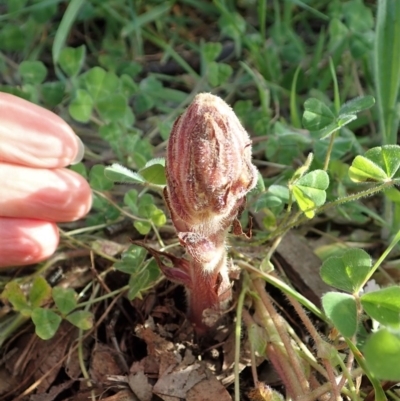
[71,135,85,165]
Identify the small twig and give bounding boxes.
[108,309,130,373]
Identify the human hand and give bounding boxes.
[0,93,92,268]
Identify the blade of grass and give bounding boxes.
[0,0,63,21]
[286,0,329,21]
[258,0,267,39]
[323,58,340,171]
[329,58,340,114]
[240,61,271,116]
[374,0,400,145]
[121,3,172,38]
[290,65,302,128]
[374,0,400,237]
[309,28,325,87]
[52,0,85,67]
[142,29,199,79]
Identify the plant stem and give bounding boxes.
[276,180,396,239]
[323,131,337,171]
[362,228,400,287]
[234,276,249,401]
[239,261,326,321]
[345,340,387,401]
[288,295,342,400]
[253,278,310,396]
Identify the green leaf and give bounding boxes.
[31,0,57,23]
[105,164,145,184]
[29,276,52,308]
[314,136,353,162]
[320,248,372,294]
[384,187,400,203]
[120,74,138,97]
[349,145,400,182]
[58,45,86,77]
[139,160,166,186]
[349,156,388,182]
[248,323,267,355]
[339,95,375,116]
[318,121,341,140]
[363,329,400,381]
[31,307,62,340]
[52,287,77,315]
[336,114,357,128]
[134,93,154,114]
[127,270,150,300]
[89,165,114,191]
[41,81,65,106]
[361,286,400,328]
[269,185,290,203]
[70,162,87,179]
[83,67,120,101]
[68,89,93,123]
[114,245,147,275]
[146,258,161,283]
[255,193,282,210]
[202,42,222,64]
[292,170,329,218]
[134,221,151,235]
[0,24,25,51]
[322,292,358,337]
[66,310,93,330]
[344,0,374,32]
[138,194,154,208]
[207,62,233,87]
[6,0,28,13]
[18,61,47,85]
[150,207,167,227]
[303,98,335,131]
[292,187,315,218]
[123,189,139,214]
[2,281,30,314]
[96,93,127,122]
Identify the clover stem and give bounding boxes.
[323,130,337,171]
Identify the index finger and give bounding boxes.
[0,92,84,168]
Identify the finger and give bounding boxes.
[0,218,59,268]
[0,163,92,222]
[0,92,84,168]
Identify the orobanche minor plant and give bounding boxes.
[163,93,258,333]
[107,93,258,334]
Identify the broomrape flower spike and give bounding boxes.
[164,93,258,334]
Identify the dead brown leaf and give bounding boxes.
[186,375,232,401]
[153,363,206,400]
[90,342,125,384]
[28,380,74,401]
[128,370,153,401]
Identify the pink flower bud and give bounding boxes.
[165,93,258,237]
